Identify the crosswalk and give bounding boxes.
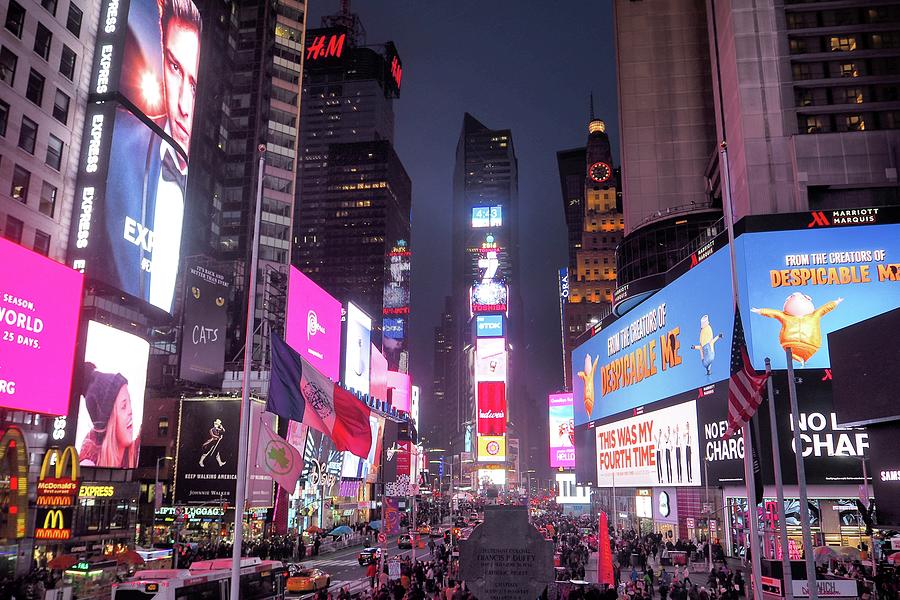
[300,557,361,568]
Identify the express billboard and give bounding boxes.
[475,337,507,382]
[572,246,733,426]
[594,400,701,488]
[0,238,83,415]
[179,263,228,386]
[75,321,149,468]
[285,267,342,382]
[736,223,900,371]
[477,382,507,436]
[343,302,371,395]
[549,393,576,469]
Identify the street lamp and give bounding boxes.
[151,456,174,547]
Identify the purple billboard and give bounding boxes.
[285,267,342,381]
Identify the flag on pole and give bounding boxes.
[724,308,769,439]
[269,335,373,458]
[255,419,304,493]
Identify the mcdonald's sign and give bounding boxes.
[34,507,72,540]
[36,447,80,507]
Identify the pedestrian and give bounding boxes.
[367,561,378,588]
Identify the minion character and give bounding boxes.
[690,315,723,375]
[577,353,600,417]
[751,293,843,365]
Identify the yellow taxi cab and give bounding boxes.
[416,524,431,535]
[286,565,330,593]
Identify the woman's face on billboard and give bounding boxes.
[114,384,135,447]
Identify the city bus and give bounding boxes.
[111,557,287,600]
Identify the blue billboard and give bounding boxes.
[383,317,405,340]
[475,315,504,338]
[572,246,734,426]
[736,223,900,371]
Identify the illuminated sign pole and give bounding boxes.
[230,146,266,600]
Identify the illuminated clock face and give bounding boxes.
[589,162,612,183]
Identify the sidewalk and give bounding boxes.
[584,552,749,591]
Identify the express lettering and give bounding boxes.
[123,217,154,251]
[85,114,104,174]
[75,187,94,249]
[95,45,113,93]
[103,0,120,34]
[192,325,219,344]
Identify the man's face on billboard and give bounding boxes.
[163,18,200,159]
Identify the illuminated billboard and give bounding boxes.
[383,243,411,316]
[411,386,420,431]
[387,371,411,412]
[594,400,701,488]
[286,267,342,382]
[471,206,502,228]
[477,382,507,435]
[343,302,372,395]
[549,393,576,469]
[470,280,508,315]
[0,238,83,415]
[475,315,504,338]
[572,246,733,426]
[475,337,507,382]
[736,223,900,371]
[370,344,388,403]
[382,317,405,339]
[477,435,506,462]
[555,473,589,505]
[179,264,228,386]
[478,468,506,486]
[75,321,150,468]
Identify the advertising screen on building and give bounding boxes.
[470,280,508,315]
[477,435,506,462]
[383,243,411,316]
[174,398,274,505]
[475,315,504,338]
[382,317,405,340]
[594,400,701,488]
[411,386,420,431]
[549,393,576,468]
[387,371,411,412]
[286,267,342,382]
[555,473,589,505]
[478,468,506,486]
[477,382,507,436]
[75,321,150,468]
[0,238,83,415]
[179,264,229,386]
[572,246,733,426]
[736,223,900,371]
[471,206,502,228]
[475,337,507,382]
[343,302,372,395]
[370,344,389,403]
[868,422,900,527]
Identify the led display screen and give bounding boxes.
[382,317,405,340]
[387,370,411,412]
[736,223,900,371]
[470,280,508,314]
[179,264,228,386]
[475,337,507,382]
[555,473,589,505]
[370,344,388,403]
[572,246,733,426]
[383,243,410,316]
[477,435,506,463]
[477,382,507,436]
[549,393,576,468]
[0,238,83,415]
[594,400,701,488]
[471,206,502,228]
[343,303,372,395]
[411,386,420,431]
[286,267,342,382]
[75,321,149,468]
[475,315,504,338]
[478,468,506,486]
[868,422,900,527]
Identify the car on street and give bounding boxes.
[286,565,330,593]
[416,524,431,535]
[358,546,383,566]
[397,534,413,549]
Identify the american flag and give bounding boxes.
[724,308,769,439]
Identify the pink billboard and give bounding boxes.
[370,344,388,402]
[285,267,342,381]
[387,370,411,412]
[0,238,83,415]
[549,392,576,468]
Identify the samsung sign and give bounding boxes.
[476,315,504,338]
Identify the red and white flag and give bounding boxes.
[724,308,769,439]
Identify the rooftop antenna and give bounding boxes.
[589,91,595,121]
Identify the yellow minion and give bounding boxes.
[690,315,723,375]
[577,353,600,417]
[751,293,843,365]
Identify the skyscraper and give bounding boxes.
[428,296,458,453]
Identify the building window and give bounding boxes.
[39,180,56,217]
[26,69,45,105]
[33,230,50,255]
[792,63,813,80]
[11,165,30,201]
[66,3,82,37]
[789,38,807,54]
[870,32,900,50]
[18,116,37,154]
[158,417,169,437]
[59,44,75,80]
[34,23,52,61]
[843,88,864,104]
[801,115,826,134]
[839,62,859,78]
[45,133,63,169]
[844,115,865,131]
[0,99,8,136]
[52,88,69,123]
[829,36,857,52]
[0,46,18,85]
[5,1,26,38]
[41,0,57,16]
[4,216,24,243]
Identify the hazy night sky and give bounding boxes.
[309,1,619,443]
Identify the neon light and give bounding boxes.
[306,33,346,61]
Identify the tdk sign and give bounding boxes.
[476,315,504,337]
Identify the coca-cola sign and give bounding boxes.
[477,381,507,436]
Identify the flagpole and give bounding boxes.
[766,358,794,600]
[720,141,763,600]
[230,146,266,600]
[785,347,818,600]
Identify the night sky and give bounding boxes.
[310,1,620,446]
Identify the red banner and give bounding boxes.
[598,512,615,587]
[477,381,507,435]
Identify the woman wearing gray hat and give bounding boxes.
[79,362,139,468]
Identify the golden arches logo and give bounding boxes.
[42,509,65,529]
[39,446,79,481]
[35,508,71,540]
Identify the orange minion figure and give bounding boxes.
[751,292,843,365]
[577,353,599,417]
